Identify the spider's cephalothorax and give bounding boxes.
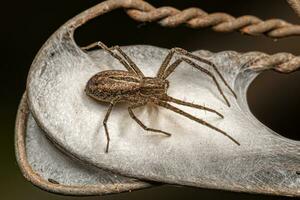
[140,77,169,98]
[83,42,239,153]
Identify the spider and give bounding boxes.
[83,42,239,153]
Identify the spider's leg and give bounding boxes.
[102,97,121,153]
[166,95,224,118]
[82,41,143,77]
[184,50,237,99]
[163,57,231,107]
[159,47,236,99]
[109,45,144,77]
[156,100,240,145]
[81,41,99,51]
[128,103,172,136]
[103,103,114,153]
[157,48,177,78]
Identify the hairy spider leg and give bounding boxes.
[156,100,240,145]
[102,97,122,153]
[109,45,144,77]
[165,95,224,118]
[157,47,237,99]
[156,47,176,78]
[103,103,114,153]
[128,103,172,136]
[162,57,231,107]
[82,41,144,77]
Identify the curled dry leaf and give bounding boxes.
[15,93,151,196]
[27,27,300,196]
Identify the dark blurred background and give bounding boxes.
[1,0,299,199]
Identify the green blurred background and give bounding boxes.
[1,0,299,199]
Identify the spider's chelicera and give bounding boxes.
[83,42,239,153]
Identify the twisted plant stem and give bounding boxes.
[67,0,300,73]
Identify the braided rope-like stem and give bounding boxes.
[287,0,300,17]
[68,0,300,73]
[125,1,300,38]
[250,53,300,73]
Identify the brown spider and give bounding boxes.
[83,42,239,153]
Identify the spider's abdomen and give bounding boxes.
[85,70,141,103]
